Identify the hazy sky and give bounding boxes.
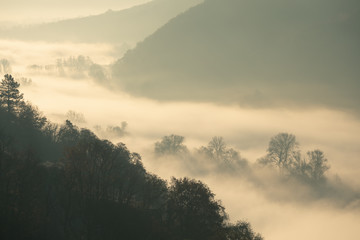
[0,0,151,24]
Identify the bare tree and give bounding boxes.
[198,136,247,170]
[207,136,227,161]
[66,110,86,124]
[265,133,299,172]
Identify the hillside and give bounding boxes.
[112,0,360,113]
[0,0,203,44]
[0,75,263,240]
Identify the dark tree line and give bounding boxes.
[0,74,263,240]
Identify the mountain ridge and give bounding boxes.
[112,0,360,113]
[0,0,203,44]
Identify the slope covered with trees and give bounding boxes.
[0,74,263,239]
[112,0,360,114]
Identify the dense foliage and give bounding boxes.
[0,74,263,239]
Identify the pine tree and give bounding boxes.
[0,74,23,113]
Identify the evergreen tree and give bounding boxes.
[0,74,23,113]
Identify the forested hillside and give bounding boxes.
[0,74,263,239]
[112,0,360,113]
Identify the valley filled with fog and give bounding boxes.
[1,1,360,240]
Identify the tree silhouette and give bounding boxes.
[290,151,311,180]
[263,133,299,172]
[0,74,23,113]
[258,133,332,186]
[57,120,80,147]
[0,78,267,240]
[167,177,227,239]
[307,149,330,182]
[225,221,264,240]
[155,134,188,156]
[198,136,248,171]
[18,102,47,129]
[207,136,227,161]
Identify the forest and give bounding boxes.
[0,74,264,239]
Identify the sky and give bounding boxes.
[1,0,360,239]
[0,0,151,25]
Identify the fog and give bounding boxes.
[1,38,359,240]
[204,176,360,240]
[1,1,360,239]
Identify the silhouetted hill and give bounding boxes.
[113,0,360,113]
[0,74,263,240]
[0,0,203,44]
